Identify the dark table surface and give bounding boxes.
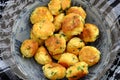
[0,0,120,80]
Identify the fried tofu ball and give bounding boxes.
[66,62,89,80]
[45,34,66,55]
[66,6,86,20]
[52,54,62,60]
[32,20,55,40]
[79,23,99,42]
[20,39,38,58]
[62,13,84,37]
[61,0,71,10]
[67,37,85,56]
[30,29,44,46]
[58,53,79,68]
[54,13,65,32]
[79,46,100,66]
[48,0,61,15]
[30,7,53,24]
[42,63,66,80]
[48,0,71,15]
[34,46,52,65]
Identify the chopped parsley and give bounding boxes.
[51,71,57,76]
[56,40,60,44]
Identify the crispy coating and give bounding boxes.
[30,7,53,24]
[62,13,84,36]
[30,29,44,46]
[61,0,71,10]
[79,23,99,42]
[54,13,65,32]
[48,0,71,15]
[32,20,55,40]
[45,34,66,55]
[48,0,61,15]
[42,63,66,80]
[66,6,86,20]
[34,46,52,65]
[79,46,100,66]
[67,37,85,55]
[66,62,89,80]
[52,54,62,60]
[58,53,79,68]
[20,39,38,58]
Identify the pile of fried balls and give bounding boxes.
[20,0,101,79]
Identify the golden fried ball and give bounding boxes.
[30,7,53,24]
[79,46,100,66]
[62,13,84,37]
[52,54,62,60]
[30,29,44,46]
[48,0,61,15]
[34,46,52,65]
[20,39,38,58]
[54,13,65,32]
[42,62,66,80]
[66,62,89,80]
[45,34,66,55]
[67,37,85,56]
[79,23,99,42]
[32,20,55,40]
[58,53,79,68]
[66,6,86,20]
[61,0,71,10]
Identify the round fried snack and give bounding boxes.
[79,23,99,42]
[66,6,86,20]
[66,62,89,80]
[42,63,66,80]
[45,34,66,55]
[79,46,100,66]
[34,46,52,65]
[32,20,55,40]
[48,0,61,15]
[67,37,85,55]
[62,13,84,37]
[58,53,79,68]
[54,13,65,32]
[30,29,44,46]
[30,7,53,24]
[20,39,38,58]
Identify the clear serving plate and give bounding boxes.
[1,0,120,80]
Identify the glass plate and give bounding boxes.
[1,0,119,80]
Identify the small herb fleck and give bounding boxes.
[80,40,83,42]
[69,70,72,74]
[61,33,65,37]
[51,71,57,76]
[72,57,75,60]
[39,26,42,29]
[60,47,63,49]
[56,40,60,44]
[77,66,82,70]
[59,8,63,13]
